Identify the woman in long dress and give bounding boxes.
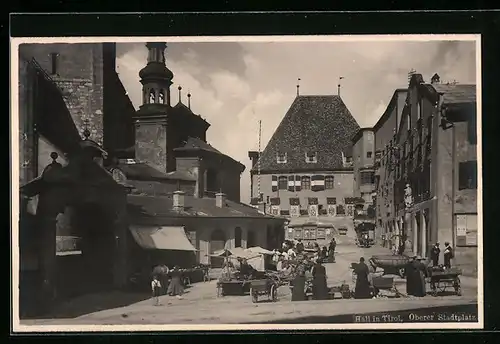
[353,257,372,299]
[167,266,184,297]
[411,256,428,297]
[291,264,307,301]
[311,260,329,300]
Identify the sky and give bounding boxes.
[115,38,477,204]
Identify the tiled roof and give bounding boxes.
[431,84,476,105]
[175,137,245,171]
[253,95,360,172]
[117,162,196,182]
[174,137,222,154]
[127,194,281,219]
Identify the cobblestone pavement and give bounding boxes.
[21,243,478,326]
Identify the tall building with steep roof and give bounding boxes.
[248,94,360,245]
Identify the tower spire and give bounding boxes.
[139,42,173,106]
[296,78,301,96]
[187,91,191,109]
[178,86,182,103]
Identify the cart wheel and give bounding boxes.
[271,284,278,302]
[454,277,462,296]
[250,288,258,303]
[431,283,438,297]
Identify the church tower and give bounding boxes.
[133,42,174,173]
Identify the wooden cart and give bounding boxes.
[427,268,462,297]
[216,279,250,297]
[249,278,278,303]
[369,255,410,278]
[371,275,403,298]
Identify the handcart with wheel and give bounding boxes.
[249,278,278,303]
[369,255,410,278]
[427,267,462,297]
[216,278,250,297]
[371,275,403,298]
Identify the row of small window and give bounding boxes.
[286,228,328,240]
[276,152,318,164]
[271,175,335,192]
[271,204,355,216]
[269,196,359,206]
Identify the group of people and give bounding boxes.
[430,242,454,268]
[272,238,337,267]
[268,239,338,301]
[220,257,257,280]
[151,265,185,306]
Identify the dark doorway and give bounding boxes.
[235,227,242,248]
[247,230,256,248]
[210,229,226,268]
[206,169,219,193]
[72,203,116,294]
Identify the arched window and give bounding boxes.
[149,90,156,104]
[234,227,242,248]
[210,229,226,268]
[210,230,226,252]
[159,90,165,104]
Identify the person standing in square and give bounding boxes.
[443,242,454,269]
[430,242,441,266]
[151,275,162,306]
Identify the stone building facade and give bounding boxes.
[388,73,477,274]
[17,42,286,317]
[352,128,376,205]
[372,89,408,247]
[249,95,360,245]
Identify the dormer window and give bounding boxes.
[305,152,318,163]
[277,152,287,164]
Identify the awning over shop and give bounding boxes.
[129,225,197,251]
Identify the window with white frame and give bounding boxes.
[305,152,318,163]
[277,152,287,164]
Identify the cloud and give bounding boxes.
[116,39,477,204]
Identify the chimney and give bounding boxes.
[216,192,226,208]
[173,190,185,211]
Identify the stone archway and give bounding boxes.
[20,151,128,314]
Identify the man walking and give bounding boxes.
[430,242,441,266]
[328,238,337,263]
[443,242,454,269]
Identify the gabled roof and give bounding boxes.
[127,194,282,220]
[253,95,360,172]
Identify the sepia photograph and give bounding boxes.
[11,35,482,331]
